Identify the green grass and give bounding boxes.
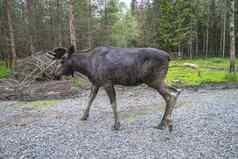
[0,62,10,78]
[19,99,61,109]
[167,58,238,87]
[72,77,83,88]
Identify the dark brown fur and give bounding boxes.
[52,46,180,131]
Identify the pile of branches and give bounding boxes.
[0,49,77,101]
[14,50,59,81]
[0,79,76,101]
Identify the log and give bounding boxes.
[183,63,199,69]
[0,80,77,101]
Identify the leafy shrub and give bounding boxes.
[0,64,10,78]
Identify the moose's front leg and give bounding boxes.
[104,85,120,130]
[81,85,99,120]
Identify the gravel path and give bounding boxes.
[0,86,238,159]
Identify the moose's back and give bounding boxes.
[89,47,170,86]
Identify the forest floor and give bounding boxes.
[168,58,238,87]
[0,86,237,159]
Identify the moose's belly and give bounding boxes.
[112,76,144,86]
[93,60,157,86]
[104,68,150,86]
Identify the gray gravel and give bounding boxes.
[0,86,238,159]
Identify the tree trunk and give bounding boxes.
[206,19,209,57]
[196,32,199,57]
[206,7,209,58]
[87,0,92,49]
[137,0,145,47]
[202,32,206,56]
[189,21,193,59]
[229,0,236,73]
[235,0,238,62]
[25,0,35,54]
[223,0,227,57]
[189,40,193,59]
[178,43,182,57]
[6,0,17,70]
[69,0,77,50]
[220,22,223,56]
[56,0,63,47]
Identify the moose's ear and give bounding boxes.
[48,47,67,60]
[68,45,75,57]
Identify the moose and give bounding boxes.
[49,45,181,131]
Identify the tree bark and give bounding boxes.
[229,0,236,73]
[87,0,92,49]
[223,0,227,57]
[137,0,145,47]
[205,5,209,58]
[6,0,17,70]
[69,0,77,50]
[195,31,198,57]
[235,0,238,62]
[56,0,63,47]
[25,0,35,54]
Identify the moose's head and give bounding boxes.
[48,46,76,80]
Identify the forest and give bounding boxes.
[0,0,237,71]
[1,1,238,157]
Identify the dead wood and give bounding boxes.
[0,50,78,101]
[0,79,77,101]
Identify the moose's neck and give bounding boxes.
[72,54,92,79]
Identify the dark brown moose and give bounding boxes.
[49,46,181,131]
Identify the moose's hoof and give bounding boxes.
[112,122,121,131]
[80,115,89,121]
[168,125,173,132]
[177,89,182,97]
[154,121,173,132]
[154,122,166,130]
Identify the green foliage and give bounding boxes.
[167,58,238,87]
[72,77,83,88]
[112,11,138,47]
[98,0,121,45]
[106,0,121,25]
[0,63,10,78]
[145,0,197,50]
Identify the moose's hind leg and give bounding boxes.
[148,80,180,132]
